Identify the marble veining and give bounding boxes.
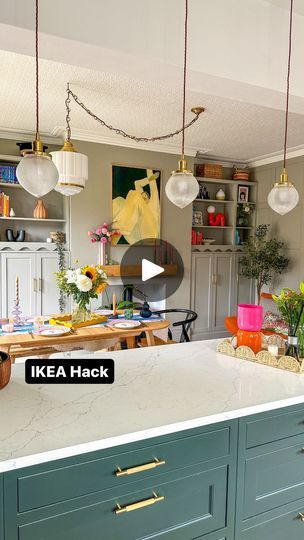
[1,339,304,472]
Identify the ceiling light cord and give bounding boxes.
[35,0,39,138]
[283,0,293,169]
[181,0,188,160]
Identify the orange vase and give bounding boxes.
[237,329,262,354]
[33,199,48,219]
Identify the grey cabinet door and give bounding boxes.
[213,254,233,333]
[191,254,213,337]
[35,253,69,316]
[1,253,36,317]
[235,254,254,308]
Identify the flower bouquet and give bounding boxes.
[236,202,254,227]
[56,264,108,323]
[273,283,304,361]
[88,223,120,265]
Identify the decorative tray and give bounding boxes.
[217,335,304,374]
[49,313,107,330]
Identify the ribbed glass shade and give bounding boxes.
[267,184,299,215]
[165,171,199,209]
[16,154,59,197]
[51,150,88,196]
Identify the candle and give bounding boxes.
[112,291,117,315]
[268,345,279,357]
[16,276,19,305]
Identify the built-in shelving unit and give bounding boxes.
[0,153,70,247]
[191,175,257,251]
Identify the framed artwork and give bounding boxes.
[238,185,249,203]
[193,210,203,226]
[112,165,161,245]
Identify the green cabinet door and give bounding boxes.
[243,434,304,517]
[240,498,304,540]
[15,465,228,540]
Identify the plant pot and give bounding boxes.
[0,351,11,390]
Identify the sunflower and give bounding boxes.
[82,265,97,282]
[96,282,107,294]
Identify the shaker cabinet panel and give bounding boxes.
[1,253,36,318]
[234,254,254,308]
[213,254,234,332]
[36,253,67,316]
[191,254,213,336]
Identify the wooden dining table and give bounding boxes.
[0,319,170,363]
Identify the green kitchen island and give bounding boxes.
[1,340,304,540]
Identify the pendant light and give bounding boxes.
[267,0,299,215]
[51,84,88,196]
[16,0,59,198]
[165,0,202,209]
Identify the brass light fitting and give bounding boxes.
[21,133,52,159]
[272,168,295,188]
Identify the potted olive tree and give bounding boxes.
[240,224,289,304]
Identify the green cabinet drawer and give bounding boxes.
[240,499,304,540]
[245,405,304,449]
[16,426,230,513]
[16,465,228,540]
[243,434,304,518]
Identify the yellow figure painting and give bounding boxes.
[112,166,161,245]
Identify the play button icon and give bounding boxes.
[119,238,184,303]
[142,259,164,282]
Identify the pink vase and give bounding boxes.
[98,242,106,266]
[237,304,263,331]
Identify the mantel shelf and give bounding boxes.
[102,264,177,277]
[0,217,66,223]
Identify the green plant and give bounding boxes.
[54,232,66,313]
[240,224,289,303]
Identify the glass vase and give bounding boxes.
[285,335,300,361]
[71,302,91,324]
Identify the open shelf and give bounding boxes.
[196,177,257,186]
[0,216,66,222]
[236,226,253,230]
[194,199,234,203]
[192,225,233,229]
[0,182,21,189]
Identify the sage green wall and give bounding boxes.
[0,137,193,310]
[252,157,304,293]
[71,140,193,310]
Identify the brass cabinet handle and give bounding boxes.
[298,512,304,522]
[115,492,164,515]
[116,458,165,477]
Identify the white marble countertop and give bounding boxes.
[1,339,304,472]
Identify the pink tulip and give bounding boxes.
[95,228,102,235]
[101,228,107,234]
[102,222,108,229]
[87,231,93,236]
[91,238,97,243]
[101,236,107,244]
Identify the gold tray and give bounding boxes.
[49,313,107,330]
[217,337,304,374]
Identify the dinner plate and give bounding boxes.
[94,309,113,316]
[111,320,141,329]
[26,316,49,324]
[37,325,71,337]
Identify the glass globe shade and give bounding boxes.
[51,149,88,196]
[16,154,59,197]
[267,184,299,215]
[165,171,199,209]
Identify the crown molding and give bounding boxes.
[51,126,209,157]
[245,144,304,167]
[0,127,63,145]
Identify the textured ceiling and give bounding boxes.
[1,50,304,161]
